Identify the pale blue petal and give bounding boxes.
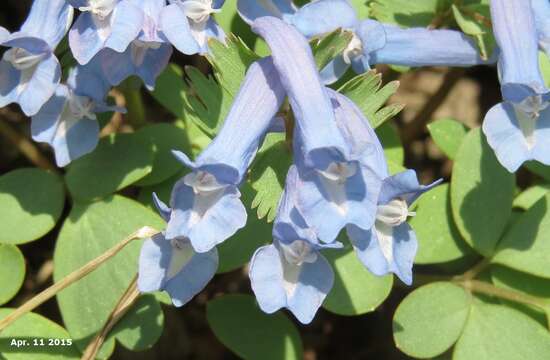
[319,55,349,85]
[136,43,173,90]
[69,12,106,65]
[347,224,389,277]
[18,54,61,116]
[160,4,200,55]
[249,244,287,314]
[490,0,546,99]
[290,0,358,38]
[195,58,285,184]
[0,60,20,108]
[2,34,51,54]
[100,48,136,87]
[287,252,334,324]
[67,59,111,100]
[105,0,144,53]
[532,0,550,57]
[137,233,171,292]
[166,180,247,253]
[20,0,73,49]
[378,170,442,206]
[0,27,9,42]
[237,0,296,24]
[390,223,417,285]
[253,17,349,169]
[152,192,171,222]
[530,109,550,166]
[369,24,487,67]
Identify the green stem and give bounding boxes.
[122,88,147,128]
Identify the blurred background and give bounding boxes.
[0,0,513,359]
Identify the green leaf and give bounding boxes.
[54,195,165,358]
[0,245,25,305]
[491,265,550,326]
[311,29,353,70]
[339,70,403,128]
[350,0,370,18]
[513,184,550,210]
[217,183,271,273]
[137,171,183,210]
[323,244,393,315]
[133,124,191,186]
[393,282,471,358]
[150,63,188,119]
[369,0,453,28]
[450,128,515,256]
[0,309,80,359]
[540,51,550,88]
[454,301,550,360]
[0,168,64,244]
[493,193,550,279]
[451,3,494,60]
[376,122,404,166]
[65,133,154,201]
[249,133,292,222]
[427,118,469,160]
[213,0,257,48]
[411,184,473,264]
[206,294,303,360]
[525,161,550,182]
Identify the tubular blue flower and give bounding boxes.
[0,0,73,116]
[164,57,286,253]
[482,0,550,172]
[347,170,441,285]
[31,60,124,167]
[238,0,357,38]
[159,0,226,55]
[138,194,218,307]
[253,17,385,243]
[249,166,340,324]
[532,0,550,57]
[100,0,173,90]
[68,0,144,65]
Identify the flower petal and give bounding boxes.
[253,16,349,169]
[20,0,73,49]
[152,192,171,222]
[378,170,442,206]
[18,54,61,116]
[69,12,107,65]
[105,0,144,53]
[290,0,357,38]
[249,244,288,314]
[0,60,21,109]
[532,0,550,57]
[237,0,296,24]
[319,55,349,85]
[159,3,200,55]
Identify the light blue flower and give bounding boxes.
[68,0,145,65]
[138,194,218,307]
[531,0,550,60]
[249,166,340,324]
[483,0,550,172]
[100,0,173,90]
[165,57,286,253]
[253,17,385,243]
[0,0,73,116]
[347,170,441,285]
[31,60,124,167]
[160,0,226,55]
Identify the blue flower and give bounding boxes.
[249,166,340,324]
[68,0,145,65]
[160,0,226,55]
[100,0,173,90]
[531,0,550,59]
[253,17,386,243]
[138,194,218,307]
[164,57,286,252]
[347,170,441,285]
[0,0,73,116]
[31,60,125,167]
[483,0,550,172]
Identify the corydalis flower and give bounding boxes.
[347,171,441,285]
[531,0,550,58]
[483,0,550,172]
[101,0,173,90]
[138,194,218,307]
[249,166,339,324]
[164,57,285,253]
[68,0,144,65]
[31,60,124,167]
[253,17,385,243]
[160,0,225,55]
[0,0,73,116]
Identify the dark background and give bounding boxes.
[0,1,508,359]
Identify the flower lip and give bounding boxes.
[3,47,45,70]
[342,33,363,65]
[67,92,97,120]
[179,0,221,23]
[280,240,318,266]
[376,198,415,227]
[79,0,118,19]
[316,161,358,184]
[183,170,227,195]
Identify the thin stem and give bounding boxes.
[0,227,158,333]
[81,276,140,360]
[122,88,147,129]
[0,120,57,172]
[455,257,491,281]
